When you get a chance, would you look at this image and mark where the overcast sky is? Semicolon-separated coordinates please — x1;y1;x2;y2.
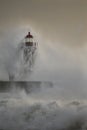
0;0;87;82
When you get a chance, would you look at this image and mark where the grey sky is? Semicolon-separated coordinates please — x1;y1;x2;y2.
0;0;87;46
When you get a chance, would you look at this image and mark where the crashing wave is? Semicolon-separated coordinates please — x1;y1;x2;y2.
8;32;37;81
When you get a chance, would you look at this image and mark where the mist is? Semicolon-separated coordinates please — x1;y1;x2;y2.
0;1;87;129
0;0;87;107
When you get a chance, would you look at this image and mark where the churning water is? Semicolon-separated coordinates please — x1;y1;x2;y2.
0;81;87;130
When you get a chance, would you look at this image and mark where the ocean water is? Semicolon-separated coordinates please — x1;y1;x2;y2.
0;82;87;130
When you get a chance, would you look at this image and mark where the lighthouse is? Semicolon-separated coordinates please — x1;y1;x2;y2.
22;31;37;65
25;32;34;46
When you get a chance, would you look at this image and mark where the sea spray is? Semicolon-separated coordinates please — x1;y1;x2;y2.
6;36;37;81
